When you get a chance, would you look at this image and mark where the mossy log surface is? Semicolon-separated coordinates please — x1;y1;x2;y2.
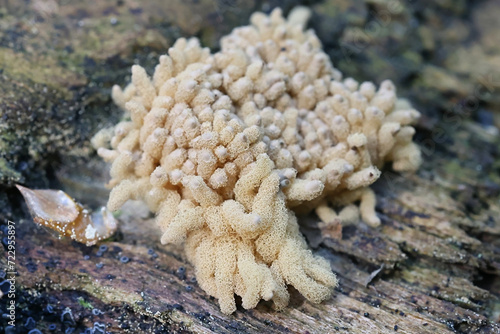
1;1;499;333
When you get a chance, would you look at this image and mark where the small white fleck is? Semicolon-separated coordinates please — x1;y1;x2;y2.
85;225;97;240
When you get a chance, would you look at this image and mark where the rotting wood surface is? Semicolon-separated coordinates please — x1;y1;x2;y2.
3;120;499;333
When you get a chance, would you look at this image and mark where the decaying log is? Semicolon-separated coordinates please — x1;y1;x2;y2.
1;1;499;333
2;119;499;333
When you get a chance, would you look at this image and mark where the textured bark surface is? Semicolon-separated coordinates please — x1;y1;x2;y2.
1;1;499;333
5;119;500;334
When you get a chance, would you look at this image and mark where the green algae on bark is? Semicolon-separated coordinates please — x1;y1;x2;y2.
0;0;259;221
